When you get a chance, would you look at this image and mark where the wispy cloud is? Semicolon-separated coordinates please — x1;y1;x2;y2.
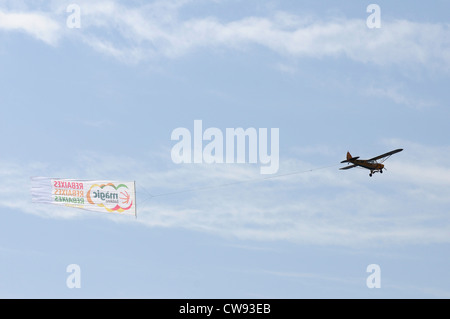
1;0;449;70
3;140;450;247
77;6;450;69
0;9;60;45
364;86;437;109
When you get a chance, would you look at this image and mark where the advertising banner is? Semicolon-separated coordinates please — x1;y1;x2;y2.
31;177;136;216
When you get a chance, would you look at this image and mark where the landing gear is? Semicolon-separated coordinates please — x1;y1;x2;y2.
370;169;384;177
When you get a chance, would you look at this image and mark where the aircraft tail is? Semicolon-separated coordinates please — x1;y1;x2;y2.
340;151;360;163
347;152;352;161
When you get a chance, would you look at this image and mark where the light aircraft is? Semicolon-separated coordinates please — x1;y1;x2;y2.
340;149;403;177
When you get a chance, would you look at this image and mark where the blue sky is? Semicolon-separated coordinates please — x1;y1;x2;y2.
1;0;450;298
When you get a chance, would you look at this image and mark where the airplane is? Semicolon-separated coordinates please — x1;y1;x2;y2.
340;148;403;177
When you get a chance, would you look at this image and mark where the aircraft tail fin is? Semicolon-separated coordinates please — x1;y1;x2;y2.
347;152;352;161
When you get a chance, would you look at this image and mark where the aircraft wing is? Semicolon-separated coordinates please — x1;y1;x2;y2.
367;148;403;162
340;164;357;170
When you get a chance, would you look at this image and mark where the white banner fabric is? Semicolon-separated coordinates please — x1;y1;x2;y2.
31;177;136;216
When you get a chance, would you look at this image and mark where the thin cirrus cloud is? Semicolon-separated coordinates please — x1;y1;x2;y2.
364;86;437;109
0;1;449;69
2;140;450;247
78;4;450;69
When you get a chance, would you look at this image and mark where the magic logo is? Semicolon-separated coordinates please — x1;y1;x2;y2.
86;183;133;213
